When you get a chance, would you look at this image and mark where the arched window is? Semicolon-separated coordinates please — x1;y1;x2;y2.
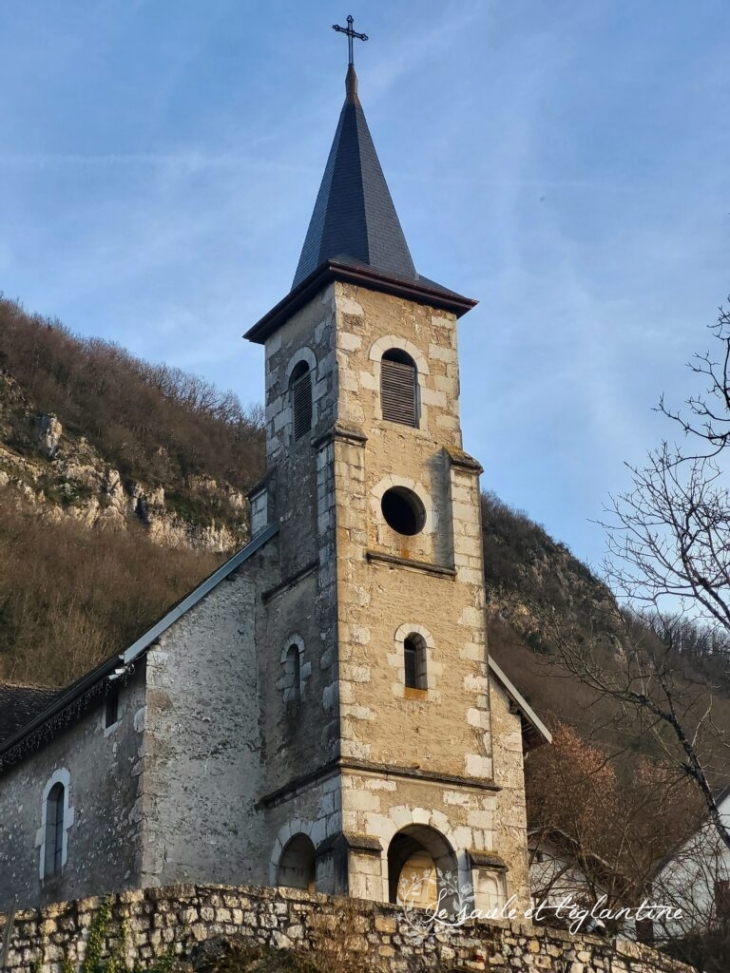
388;825;458;909
284;643;302;706
404;633;427;690
278;834;316;891
44;783;65;878
381;349;417;427
289;361;312;440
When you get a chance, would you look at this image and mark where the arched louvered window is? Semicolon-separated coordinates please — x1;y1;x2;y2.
404;633;427;690
289;361;312;441
381;349;417;427
45;783;65;878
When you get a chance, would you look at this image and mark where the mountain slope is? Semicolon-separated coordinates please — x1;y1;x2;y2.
0;298;265;552
0;493;221;685
482;491;730;782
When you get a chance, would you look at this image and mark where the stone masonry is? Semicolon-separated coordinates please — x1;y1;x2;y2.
0;884;695;973
243;275;540;909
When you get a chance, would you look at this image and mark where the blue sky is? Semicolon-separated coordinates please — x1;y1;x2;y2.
1;1;728;569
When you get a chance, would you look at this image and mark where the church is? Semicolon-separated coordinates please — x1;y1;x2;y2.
0;29;550;917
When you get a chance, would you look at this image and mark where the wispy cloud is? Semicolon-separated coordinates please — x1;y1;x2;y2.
0;152;310;173
0;0;728;567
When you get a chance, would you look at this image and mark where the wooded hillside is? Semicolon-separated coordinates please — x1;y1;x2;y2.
0;298;264;498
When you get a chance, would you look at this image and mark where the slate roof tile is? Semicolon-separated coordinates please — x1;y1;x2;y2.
0;683;60;746
293;66;417;288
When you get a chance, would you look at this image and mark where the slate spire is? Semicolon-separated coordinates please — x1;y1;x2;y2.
292;65;417;288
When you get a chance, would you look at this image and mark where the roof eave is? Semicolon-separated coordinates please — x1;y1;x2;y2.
652;782;730;877
244;259;477;345
488;657;552;748
0;654;123;763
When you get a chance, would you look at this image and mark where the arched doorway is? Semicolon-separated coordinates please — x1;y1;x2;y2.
277;834;316;892
388;826;459;912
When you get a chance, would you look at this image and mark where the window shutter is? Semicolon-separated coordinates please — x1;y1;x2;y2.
381;360;417;426
291;371;312;440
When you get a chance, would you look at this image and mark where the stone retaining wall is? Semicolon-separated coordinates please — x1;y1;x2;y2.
0;884;693;973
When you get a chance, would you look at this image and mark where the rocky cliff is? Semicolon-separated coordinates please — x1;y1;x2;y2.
0;371;251;553
0;293;266;555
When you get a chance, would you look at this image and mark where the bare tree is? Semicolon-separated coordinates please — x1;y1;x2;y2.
537;300;730;855
541;606;730;851
652;818;730;972
604;299;730;623
527;720;701;918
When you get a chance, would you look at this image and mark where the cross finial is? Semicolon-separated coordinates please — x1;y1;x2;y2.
332;14;368;66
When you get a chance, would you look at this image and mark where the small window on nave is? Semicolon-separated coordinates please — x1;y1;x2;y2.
289;361;312;441
105;682;120;729
381;349;417;427
44;783;65;879
284;643;302;707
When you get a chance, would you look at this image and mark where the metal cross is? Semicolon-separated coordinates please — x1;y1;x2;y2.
332;15;368;66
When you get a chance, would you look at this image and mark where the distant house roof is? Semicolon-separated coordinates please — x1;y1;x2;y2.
528;827;627;892
0;523;278;774
529;827;610;868
653;782;730;878
0;684;61;746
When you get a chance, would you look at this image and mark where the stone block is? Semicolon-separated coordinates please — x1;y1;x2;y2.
374;916;397;934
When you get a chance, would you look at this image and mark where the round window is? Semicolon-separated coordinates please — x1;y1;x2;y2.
381;487;426;536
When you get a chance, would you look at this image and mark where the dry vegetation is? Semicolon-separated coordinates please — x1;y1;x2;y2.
527;722;703;904
0;490;220;686
0;297;265;505
482;492;730;757
484;490;730;969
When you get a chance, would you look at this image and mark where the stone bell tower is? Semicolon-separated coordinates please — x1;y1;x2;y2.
242;37;548;912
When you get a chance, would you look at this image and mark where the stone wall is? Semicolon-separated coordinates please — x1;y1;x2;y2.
0;883;693;973
0;669;147;914
140;566;267;890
